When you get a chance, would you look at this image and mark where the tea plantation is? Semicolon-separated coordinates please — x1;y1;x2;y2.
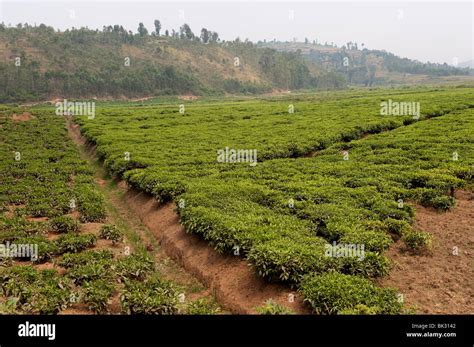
74;87;473;314
2;86;473;314
0;107;203;314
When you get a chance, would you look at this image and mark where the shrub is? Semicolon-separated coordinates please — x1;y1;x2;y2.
82;279;114;313
248;236;390;283
99;224;123;244
67;261;112;284
25;200;54;218
384;218;411;238
50;215;80;233
339;230;392;253
116;253;154;281
55;233;97;254
59;250;114;269
299;272;403;315
247;237;339;283
402;230;432;253
339;304;379;315
339;251;391;278
430;195;456;211
0;297;20;314
186;298;221;315
0;266;71;314
120;276;179;314
0;216;47;236
420;190;455;211
15;235;59;263
255;299;294;315
75;185;107;222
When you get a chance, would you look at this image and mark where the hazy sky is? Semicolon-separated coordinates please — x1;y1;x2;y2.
1;1;472;64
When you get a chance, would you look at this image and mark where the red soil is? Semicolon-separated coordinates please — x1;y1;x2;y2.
379;190;474;314
11;112;33;122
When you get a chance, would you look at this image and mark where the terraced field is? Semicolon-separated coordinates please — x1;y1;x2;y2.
71;87;474;314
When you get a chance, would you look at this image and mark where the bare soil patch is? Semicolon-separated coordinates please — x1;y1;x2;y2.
11;112;34;122
178;95;199;101
379;190;474;314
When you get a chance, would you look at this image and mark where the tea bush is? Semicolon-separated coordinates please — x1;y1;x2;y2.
116;253;155;281
50;215;80;233
0;266;72;314
55;233;97;254
255;299;295;315
299;272;403;314
186;298;221;315
402;230;432;253
120;276;179;315
99;224;123;244
82;279;115;313
59;250;114;269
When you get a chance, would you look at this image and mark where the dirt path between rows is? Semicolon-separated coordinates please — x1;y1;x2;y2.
379;191;474;314
67;120;310;314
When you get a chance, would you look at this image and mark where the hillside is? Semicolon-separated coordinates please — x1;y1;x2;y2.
0;23;471;102
258;41;473;86
0;24;347;102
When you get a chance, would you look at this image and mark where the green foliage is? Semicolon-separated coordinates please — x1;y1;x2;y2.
0;216;47;237
14;235;59;263
115;253;155;281
429;195;456;211
120;276;179;315
59;250;114;269
82;279;114;313
0;111;108;226
384;218;412;238
66;260;112;284
299;272;403;314
50;215;80;233
0;25;343;102
338;304;379;315
247;238;339;283
75;185;107;222
99;224;123;244
255;299;294;315
0;266;72;314
186;298;221;315
223;79;270;94
76;88;474;308
402;230;432;253
55;233;97;254
0;107;173;316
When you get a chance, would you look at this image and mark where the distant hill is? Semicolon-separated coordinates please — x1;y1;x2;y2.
0;23;471;102
258;41;472;86
0;24;347;102
458;60;474;69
